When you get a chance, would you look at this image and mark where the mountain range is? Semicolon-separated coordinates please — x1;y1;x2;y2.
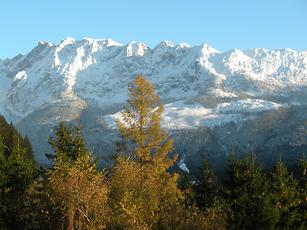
0;37;306;169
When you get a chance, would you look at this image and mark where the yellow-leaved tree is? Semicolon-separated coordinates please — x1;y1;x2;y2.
48;124;109;230
110;75;184;229
117;75;174;168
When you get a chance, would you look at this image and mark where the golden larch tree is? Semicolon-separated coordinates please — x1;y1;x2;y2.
110;76;184;229
117;75;175;169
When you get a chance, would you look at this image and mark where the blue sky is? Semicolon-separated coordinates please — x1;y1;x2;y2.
0;0;306;58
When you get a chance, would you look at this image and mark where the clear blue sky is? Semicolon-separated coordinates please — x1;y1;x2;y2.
1;0;306;58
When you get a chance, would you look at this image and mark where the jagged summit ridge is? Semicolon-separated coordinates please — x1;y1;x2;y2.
0;37;306;125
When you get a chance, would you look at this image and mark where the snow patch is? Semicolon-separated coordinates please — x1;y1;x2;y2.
14;70;27;81
126;42;148;57
215;99;282;114
207;89;238;98
103;99;282;130
178;158;190;173
178;43;191;49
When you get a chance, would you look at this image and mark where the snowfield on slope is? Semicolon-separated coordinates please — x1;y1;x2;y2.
103;99;283;130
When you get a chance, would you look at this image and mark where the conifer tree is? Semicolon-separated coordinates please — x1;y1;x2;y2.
110;156;186;230
22;135;34;161
0;136;7;229
117;75;174;168
18;169;63;230
227;153;278;230
296;154;307;229
48;122;86;163
47;122;75;162
0;134;35;229
298;153;307;187
0;116;33;160
271;160;301;229
194;159;222;209
49;153;109;230
111;76;184;229
48;124;109;230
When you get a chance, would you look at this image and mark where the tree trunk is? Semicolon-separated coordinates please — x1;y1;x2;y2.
67;207;75;230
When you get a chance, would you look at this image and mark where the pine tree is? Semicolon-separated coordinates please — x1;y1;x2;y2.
47;121;75;162
296;154;307;229
18;169;64;230
298;153;307;188
271;160;301;229
47;122;87;163
228;153;278;230
194;159;222;209
0;136;7;229
0;134;35;229
0;116;36;229
0;115;33;160
22;135;34;162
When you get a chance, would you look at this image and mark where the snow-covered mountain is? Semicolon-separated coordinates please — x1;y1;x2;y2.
0;37;306;165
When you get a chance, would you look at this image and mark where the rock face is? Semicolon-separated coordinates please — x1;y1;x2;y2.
0;38;306;167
